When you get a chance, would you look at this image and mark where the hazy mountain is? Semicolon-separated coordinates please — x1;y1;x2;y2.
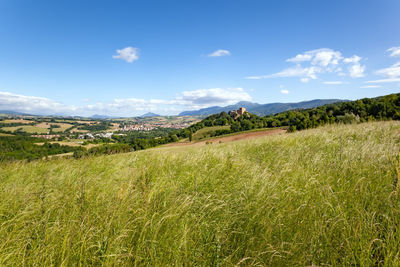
140;112;161;117
90;114;118;119
179;99;346;116
0;110;33;116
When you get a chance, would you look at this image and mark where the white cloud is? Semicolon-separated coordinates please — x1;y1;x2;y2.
112;46;139;63
287;48;342;67
348;64;365;78
387;47;400;57
360;85;382;88
0;92;76;115
246;65;320;80
176;88;251;107
375;62;400;78
323;81;346;85
0;88;252;116
280;89;289;94
365;78;400;84
365;59;400;84
343;55;362;63
208;49;231;57
249;48;364;82
286;53;313;63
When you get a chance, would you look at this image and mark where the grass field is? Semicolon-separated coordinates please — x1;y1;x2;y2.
36;122;74;132
192;125;230;140
50;123;75;132
1;125;49;134
2;119;33;124
34;141;102;150
0;121;400;265
2;122;74;134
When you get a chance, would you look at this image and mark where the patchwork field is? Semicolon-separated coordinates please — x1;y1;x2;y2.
1;122;74;134
2;119;33;124
1;121;399;265
1;125;50;134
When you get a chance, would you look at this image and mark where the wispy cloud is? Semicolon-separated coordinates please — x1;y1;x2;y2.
246;65;319;80
360;85;382;88
375;62;400;78
208;49;231;57
365;78;400;84
323;81;347;85
343;55;362;63
247;48;365;81
279;85;289;94
287;48;342;66
175;88;251;107
0;88;252;116
387;47;400;57
112;46;139;63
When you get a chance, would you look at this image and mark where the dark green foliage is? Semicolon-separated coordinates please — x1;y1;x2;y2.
184;93;400;137
264;93;400;130
112;128;175;141
0;136;85;161
79;121;111;132
2;93;400;160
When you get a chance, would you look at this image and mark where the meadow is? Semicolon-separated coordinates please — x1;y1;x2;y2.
192;125;230;140
0;121;399;265
1;125;50;134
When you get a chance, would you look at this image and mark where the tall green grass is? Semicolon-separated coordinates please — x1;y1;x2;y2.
1;121;400;266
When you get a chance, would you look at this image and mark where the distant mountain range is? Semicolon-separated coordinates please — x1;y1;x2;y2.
140;112;161;117
178;99;347;116
1;99;346;118
0;110;33;116
90;114;119;119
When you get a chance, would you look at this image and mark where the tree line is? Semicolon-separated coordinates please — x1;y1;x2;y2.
2;93;399;161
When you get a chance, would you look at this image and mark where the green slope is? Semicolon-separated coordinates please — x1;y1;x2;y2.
0;121;400;265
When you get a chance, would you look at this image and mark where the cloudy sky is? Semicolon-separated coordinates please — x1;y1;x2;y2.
0;0;399;116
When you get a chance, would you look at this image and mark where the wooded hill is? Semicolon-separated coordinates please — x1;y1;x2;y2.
178;93;400;137
1;93;399;161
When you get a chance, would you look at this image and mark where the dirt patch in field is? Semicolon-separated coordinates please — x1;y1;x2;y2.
165;128;286;147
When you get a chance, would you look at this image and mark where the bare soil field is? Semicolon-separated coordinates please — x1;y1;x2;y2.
166;128;286;147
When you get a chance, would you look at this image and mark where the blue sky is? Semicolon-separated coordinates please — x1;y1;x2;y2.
0;0;399;116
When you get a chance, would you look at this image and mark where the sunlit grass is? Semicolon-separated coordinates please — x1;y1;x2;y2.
0;121;399;265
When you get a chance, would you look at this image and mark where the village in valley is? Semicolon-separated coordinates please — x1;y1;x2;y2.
0;114;201;152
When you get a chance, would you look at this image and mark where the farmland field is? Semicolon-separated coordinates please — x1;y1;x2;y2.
2;119;33;124
1;121;399;265
1;125;49;134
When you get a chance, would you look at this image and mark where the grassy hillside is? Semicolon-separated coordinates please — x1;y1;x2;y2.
0;121;399;265
192;125;230;141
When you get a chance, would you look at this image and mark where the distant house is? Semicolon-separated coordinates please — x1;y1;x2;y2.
31;134;60;139
228;107;247;119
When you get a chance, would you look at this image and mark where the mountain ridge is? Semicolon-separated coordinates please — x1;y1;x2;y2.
140;112;161;117
179;99;347;116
